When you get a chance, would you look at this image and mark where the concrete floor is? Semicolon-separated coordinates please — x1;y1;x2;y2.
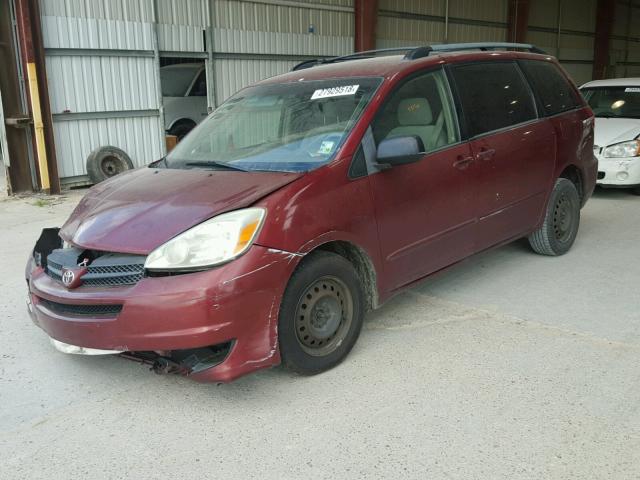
1;188;639;479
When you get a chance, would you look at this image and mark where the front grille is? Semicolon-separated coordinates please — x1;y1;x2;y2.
38;298;123;317
46;248;146;288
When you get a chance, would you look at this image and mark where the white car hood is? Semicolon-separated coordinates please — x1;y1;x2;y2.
594;117;640;148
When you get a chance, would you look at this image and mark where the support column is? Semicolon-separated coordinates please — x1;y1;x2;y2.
14;0;59;193
592;0;616;79
506;0;530;44
354;0;378;52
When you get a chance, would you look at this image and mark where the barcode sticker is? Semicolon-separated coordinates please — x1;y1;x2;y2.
625;87;640;92
311;85;359;100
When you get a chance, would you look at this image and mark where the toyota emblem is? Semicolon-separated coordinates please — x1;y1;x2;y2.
62;269;75;286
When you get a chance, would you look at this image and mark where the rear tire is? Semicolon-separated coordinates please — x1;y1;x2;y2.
528;178;580;256
278;251;364;375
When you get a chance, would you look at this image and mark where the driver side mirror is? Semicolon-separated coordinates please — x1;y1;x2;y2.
376;136;425;167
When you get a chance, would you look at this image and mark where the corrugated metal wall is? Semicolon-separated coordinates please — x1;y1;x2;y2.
527;0;597;86
40;0;354;183
40;0;164;184
377;0;508;49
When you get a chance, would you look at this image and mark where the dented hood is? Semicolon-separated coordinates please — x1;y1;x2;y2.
60;167;301;254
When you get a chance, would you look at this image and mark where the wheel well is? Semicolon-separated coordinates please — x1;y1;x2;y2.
560;165;583;202
315;241;378;311
169;118;196;131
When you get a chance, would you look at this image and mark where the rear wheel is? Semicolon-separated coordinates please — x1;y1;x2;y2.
528;178;580;256
278;251;364;375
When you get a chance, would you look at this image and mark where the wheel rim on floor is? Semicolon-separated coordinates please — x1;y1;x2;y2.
553;193;574;243
100;155;125;178
295;276;353;357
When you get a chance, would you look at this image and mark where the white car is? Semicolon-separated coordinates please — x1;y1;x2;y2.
160;63;209;140
581;78;640;195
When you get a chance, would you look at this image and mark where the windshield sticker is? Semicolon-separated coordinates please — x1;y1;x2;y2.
625;87;640;92
311;85;359;100
318;140;335;155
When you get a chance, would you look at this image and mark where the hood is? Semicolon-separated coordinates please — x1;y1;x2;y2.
60;167;301;254
594;117;640;148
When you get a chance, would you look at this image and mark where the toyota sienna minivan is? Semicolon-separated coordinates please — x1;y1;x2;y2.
26;43;597;383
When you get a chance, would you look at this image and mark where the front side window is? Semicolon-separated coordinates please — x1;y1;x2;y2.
581;87;640;119
372;68;460;152
164;78;382;173
450;62;537;137
519;60;580;116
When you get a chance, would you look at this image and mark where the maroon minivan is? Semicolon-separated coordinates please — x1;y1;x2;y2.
26;43;597;382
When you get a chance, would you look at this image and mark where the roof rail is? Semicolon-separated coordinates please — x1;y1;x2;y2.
291;42;547;71
292;46;419;71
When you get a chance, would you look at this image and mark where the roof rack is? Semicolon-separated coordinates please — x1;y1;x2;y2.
291;42;547;71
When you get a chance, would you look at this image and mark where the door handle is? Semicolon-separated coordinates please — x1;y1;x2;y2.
453;155;474;170
476;148;496;161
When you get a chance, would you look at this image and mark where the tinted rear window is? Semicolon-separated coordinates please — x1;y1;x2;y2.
519;60;580;116
450;62;537;137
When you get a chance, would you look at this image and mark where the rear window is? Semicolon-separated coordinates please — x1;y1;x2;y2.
450;62;537;137
519;60;580;116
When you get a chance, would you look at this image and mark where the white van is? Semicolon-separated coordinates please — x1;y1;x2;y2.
160;63;209;140
580;78;640;194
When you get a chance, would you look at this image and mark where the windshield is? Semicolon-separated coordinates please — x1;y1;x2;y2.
581;86;640;119
161;66;201;97
163;78;382;173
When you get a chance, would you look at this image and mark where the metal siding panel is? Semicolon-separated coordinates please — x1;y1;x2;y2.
376;16;444;44
379;0;444;16
214;0;354;36
39;0;153;22
528;0;559;29
46;56;159;114
560;0;596;33
448;0;508;22
213;28;351;56
53;115;164;178
447;23;507;43
41;15;154;50
213;58;295;104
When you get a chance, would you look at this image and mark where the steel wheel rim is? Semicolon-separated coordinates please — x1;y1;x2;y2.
294;276;353;357
101;155;123;177
553;193;573;243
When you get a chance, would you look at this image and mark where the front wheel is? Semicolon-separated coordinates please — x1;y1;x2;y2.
278;251;364;375
528;178;581;256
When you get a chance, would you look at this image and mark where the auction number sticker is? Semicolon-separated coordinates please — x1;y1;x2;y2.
311;85;359;100
625;87;640;92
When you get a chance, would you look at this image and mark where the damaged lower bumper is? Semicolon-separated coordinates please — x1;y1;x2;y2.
26;244;300;383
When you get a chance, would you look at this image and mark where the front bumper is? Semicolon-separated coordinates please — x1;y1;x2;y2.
595;155;640;187
26;245;300;383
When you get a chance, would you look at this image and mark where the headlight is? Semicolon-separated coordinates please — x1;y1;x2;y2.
603;140;640;158
144;208;265;271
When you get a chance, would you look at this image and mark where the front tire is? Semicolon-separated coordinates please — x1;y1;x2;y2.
278;251;364;375
528;178;580;256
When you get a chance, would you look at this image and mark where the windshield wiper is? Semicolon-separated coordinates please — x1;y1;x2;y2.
184;161;249;172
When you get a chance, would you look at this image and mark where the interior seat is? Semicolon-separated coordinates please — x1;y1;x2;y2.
386;97;445;151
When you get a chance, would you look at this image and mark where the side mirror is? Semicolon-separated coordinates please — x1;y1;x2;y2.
376;136;424;167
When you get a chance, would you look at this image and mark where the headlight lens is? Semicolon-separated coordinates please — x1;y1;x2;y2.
603;140;640;158
144;208;265;271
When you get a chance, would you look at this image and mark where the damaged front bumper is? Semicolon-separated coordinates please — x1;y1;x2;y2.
26;243;300;383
